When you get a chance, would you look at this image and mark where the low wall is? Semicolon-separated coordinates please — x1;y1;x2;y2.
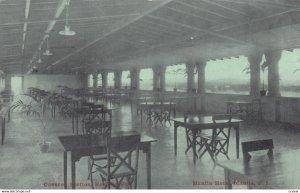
137;90;300;124
24;74;83;92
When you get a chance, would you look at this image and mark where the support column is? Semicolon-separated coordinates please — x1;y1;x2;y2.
4;74;11;91
160;66;166;92
265;50;282;97
130;68;140;90
196;61;206;94
248;50;263;96
21;76;25;92
186;63;195;93
152;66;160;91
101;71;108;90
78;73;88;89
92;73;98;88
136;69;140;90
114;70;122;89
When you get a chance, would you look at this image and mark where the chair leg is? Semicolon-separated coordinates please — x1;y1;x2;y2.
90;170;94;189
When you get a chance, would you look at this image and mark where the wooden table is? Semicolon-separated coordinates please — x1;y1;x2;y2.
1;116;5;145
173;116;243;164
139;102;176;125
0;104;11;145
216;150;300;189
59;131;157;189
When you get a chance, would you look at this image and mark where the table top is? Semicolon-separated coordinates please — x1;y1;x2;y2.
140;102;176;105
172;116;243;125
216;150;300;188
226;101;252;105
59;131;157;151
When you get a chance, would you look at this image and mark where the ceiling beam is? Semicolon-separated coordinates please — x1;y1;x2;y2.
173;0;233;21
28;0;67;71
0;54;21;58
164;6;222;24
200;0;248;16
147;15;245;44
21;0;31;53
213;8;299;32
142;18;193;34
46;0;175;70
0;13;140;28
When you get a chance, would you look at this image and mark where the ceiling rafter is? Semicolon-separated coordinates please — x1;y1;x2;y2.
163;6;222;24
46;0;176;70
141;18;194;34
0;44;21;48
0;14;140;29
173;0;233;21
200;0;248;16
216;0;297;10
21;0;31;54
120;29;164;42
213;8;299;32
131;21;185;37
146;15;245;44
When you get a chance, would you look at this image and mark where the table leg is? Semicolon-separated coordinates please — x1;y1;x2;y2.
71;114;74;133
71;154;76;189
174;123;178;156
141;108;143;126
145;144;152;189
192;129;197;164
1;117;5;145
246;104;249;121
7;109;10;122
235;126;240;159
173;106;176;118
76;114;78;135
226;103;230;114
64;151;67;189
224;169;232;189
53;105;56;119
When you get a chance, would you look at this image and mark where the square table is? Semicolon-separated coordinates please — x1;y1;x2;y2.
173;116;243;164
59;131;157;189
216;150;300;189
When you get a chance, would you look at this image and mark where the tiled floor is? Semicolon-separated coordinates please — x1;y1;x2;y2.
0;102;299;189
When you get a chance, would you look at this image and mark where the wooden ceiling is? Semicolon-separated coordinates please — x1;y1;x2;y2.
1;0;300;74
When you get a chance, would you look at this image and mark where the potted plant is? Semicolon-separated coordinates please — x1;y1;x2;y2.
11;92;51;153
243;61;268;96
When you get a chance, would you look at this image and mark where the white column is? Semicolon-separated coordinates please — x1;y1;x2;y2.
265;50;282;97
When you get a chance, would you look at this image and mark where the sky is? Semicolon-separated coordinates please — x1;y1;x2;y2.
99;49;300;88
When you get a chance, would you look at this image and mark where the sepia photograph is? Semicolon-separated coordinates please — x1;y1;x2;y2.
0;0;300;191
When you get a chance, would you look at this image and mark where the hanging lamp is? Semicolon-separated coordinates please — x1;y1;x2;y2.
59;0;76;36
43;34;53;56
37;48;42;64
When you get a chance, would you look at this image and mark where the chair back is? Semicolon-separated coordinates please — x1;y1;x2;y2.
82;102;94;109
105;134;140;189
211;114;232;141
242;139;274;162
84;120;112;136
91;104;105;110
212;114;232;123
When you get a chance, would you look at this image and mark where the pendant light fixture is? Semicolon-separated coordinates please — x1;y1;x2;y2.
43;34;53;56
59;0;76;36
37;48;42;64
